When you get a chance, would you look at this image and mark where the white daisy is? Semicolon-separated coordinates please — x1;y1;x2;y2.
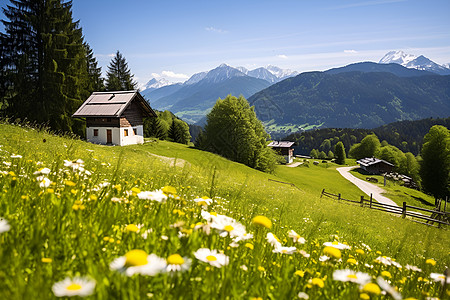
209;214;247;239
38;177;52;188
137;190;167;202
266;232;282;248
333;269;372;285
110;250;166;276
273;245;297;254
194;248;229;268
323;241;351;250
405;264;422;272
194;197;213;206
166;254;192;272
288;230;306;244
375;256;402;268
0;218;11;233
430;273;450;284
33;167;51;175
10;154;22;159
298;292;309;299
319;255;331;262
376;277;402;300
52;276;96;297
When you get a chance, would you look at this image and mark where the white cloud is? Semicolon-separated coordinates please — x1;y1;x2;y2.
277;54;288;59
151;72;161;78
344;50;358;54
205;26;228;34
161;71;189;79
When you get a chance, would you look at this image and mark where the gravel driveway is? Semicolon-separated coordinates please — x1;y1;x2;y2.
336;166;398;207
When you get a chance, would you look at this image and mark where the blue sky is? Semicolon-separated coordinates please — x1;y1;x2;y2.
1;0;450;87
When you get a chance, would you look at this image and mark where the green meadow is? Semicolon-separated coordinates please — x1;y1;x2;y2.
0;122;448;299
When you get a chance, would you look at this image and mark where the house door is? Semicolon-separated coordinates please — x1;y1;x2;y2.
106;129;112;144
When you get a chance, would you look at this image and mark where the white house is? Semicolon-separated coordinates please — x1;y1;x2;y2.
72;90;156;146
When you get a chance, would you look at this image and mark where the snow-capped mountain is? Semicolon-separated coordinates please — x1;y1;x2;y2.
266;65;299;80
379;51;450;75
184;71;207;85
236;65;298;83
141;77;172;91
201;64;246;84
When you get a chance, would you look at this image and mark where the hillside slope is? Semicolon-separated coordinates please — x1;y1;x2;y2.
249;71;450;129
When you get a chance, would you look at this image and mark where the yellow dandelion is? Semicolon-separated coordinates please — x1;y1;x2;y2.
347;258;357;265
425;258;436;266
311;278;324;288
359;293;370;300
131;187;141;195
362;283;381;295
41;257;52;263
323;246;341;259
294;270;305;277
381;271;391;278
257;266;265;272
245;243;254;250
89;195;98;201
252;215;272;229
356;249;365;255
65;180;76;187
125;224;139;233
162;186;177;195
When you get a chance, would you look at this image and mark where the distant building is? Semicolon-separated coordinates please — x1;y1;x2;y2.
356;157;394;174
268;141;295;163
72;90;156;146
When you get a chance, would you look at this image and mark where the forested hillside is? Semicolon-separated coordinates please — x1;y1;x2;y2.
249;70;450;129
284;117;450;155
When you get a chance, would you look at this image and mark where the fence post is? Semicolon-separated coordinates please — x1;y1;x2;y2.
370;194;373;208
402;202;407;218
360;196;364;207
320;189;325;198
338;193;341;200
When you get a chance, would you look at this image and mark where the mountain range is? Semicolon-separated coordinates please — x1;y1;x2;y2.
379;50;450;75
248;62;450;132
141;64;297;123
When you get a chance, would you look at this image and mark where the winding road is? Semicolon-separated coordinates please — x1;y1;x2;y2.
336;166;398;207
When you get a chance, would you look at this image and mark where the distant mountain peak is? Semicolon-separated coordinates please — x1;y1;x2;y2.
379;50;450;75
142;77;172;91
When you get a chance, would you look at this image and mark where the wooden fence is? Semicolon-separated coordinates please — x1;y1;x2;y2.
320;189;450;228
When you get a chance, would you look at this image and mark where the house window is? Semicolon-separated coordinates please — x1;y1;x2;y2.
124;129;128;137
133;128;137;135
93;129;98;137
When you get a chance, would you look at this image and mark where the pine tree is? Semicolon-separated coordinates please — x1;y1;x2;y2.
1;0;90;133
105;51;137;91
144;116;167;140
84;42;104;92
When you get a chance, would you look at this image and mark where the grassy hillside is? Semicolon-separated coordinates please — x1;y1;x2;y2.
0;122;448;299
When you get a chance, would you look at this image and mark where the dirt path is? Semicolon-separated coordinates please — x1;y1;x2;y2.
336;166;398;207
286;162;302;167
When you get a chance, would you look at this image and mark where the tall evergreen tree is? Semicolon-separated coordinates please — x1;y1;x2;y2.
105;51;137;91
419;125;450;202
84;42;104;92
1;0;90;133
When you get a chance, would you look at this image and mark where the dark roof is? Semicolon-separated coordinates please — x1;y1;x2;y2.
72;90;156;118
268;141;295;148
356;157;395;167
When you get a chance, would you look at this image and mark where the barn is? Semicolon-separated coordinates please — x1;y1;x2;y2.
268;141;295;163
356;157;395;174
72;90;156;146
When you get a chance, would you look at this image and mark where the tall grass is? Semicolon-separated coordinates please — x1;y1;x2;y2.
0;122;448;299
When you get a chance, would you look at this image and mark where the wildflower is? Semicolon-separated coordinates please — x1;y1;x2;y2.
347;258;357;265
10;154;22;159
288;230;306;244
298;292;309;299
361;283;381;295
110;250;166;276
323;246;341;259
376;277;402;300
381;270;392;279
194;248;229;268
131;187;141;195
323;241;351;250
137;190;167;202
166;254;191;272
356;249;365;255
252;216;272;229
425;258;436;266
299;250;310;258
266;232;282;248
38;177;52;188
34;167;51;175
310;278;324;288
209;214;247;239
375;256;402;268
245;243;254;250
162;186;177;195
194;197;212;206
257;266;265;272
319;255;330;262
52;277;96;297
333;269;371;285
65;180;76;187
295;270;305;277
125;224;140;233
430;273;450;284
273;245;297;254
0;218;11;233
405;264;422;272
359;293;370;300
